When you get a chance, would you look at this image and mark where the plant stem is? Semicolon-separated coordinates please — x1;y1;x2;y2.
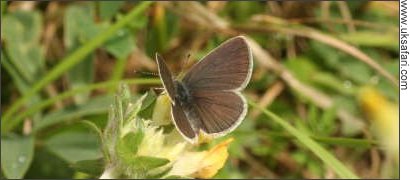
1;1;7;17
109;58;127;92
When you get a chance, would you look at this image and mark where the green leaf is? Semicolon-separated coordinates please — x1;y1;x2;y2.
1;135;35;179
98;1;124;21
116;131;144;159
2;2;153;132
318;106;337;136
1;1;6;16
284;57;318;84
122;90;147;126
81;120;110;162
64;4;97;104
2;10;44;83
1;51;43;124
146;165;172;179
104;28;136;59
119;83;132;112
311;72;356;95
312;136;376;148
11;11;42;43
10;79;159;135
164;175;189;179
46;131;102;163
261;131;376;148
1;52;33;96
24;148;74;178
70;158;104;176
338;31;397;51
140;89;157;111
129;156;170;171
66;56;95;104
224;1;266;23
81;121;104;142
104;106;119;159
137;89;157;119
33;95;113;132
126;13;148;30
64;4;94;48
310;41;373;85
2;10;42;43
68;59;95;103
339;61;372;84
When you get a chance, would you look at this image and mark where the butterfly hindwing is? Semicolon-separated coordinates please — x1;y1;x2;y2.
171;100;196;140
190;90;247;136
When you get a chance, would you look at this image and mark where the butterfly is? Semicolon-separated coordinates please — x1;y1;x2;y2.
155;36;253;143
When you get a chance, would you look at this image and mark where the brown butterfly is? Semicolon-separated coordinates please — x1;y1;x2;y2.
155;36;253;143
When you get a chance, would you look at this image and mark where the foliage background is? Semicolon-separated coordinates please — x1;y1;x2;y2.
1;1;399;179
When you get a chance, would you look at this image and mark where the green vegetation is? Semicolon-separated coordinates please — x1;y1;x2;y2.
1;1;398;179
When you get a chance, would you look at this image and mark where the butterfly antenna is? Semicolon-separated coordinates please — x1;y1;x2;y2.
182;53;191;71
153;87;164;91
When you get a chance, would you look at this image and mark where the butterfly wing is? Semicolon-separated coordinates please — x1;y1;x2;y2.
182;36;252;136
190;90;247;136
182;36;252;91
171;101;196;140
157;36;253;141
156;53;176;102
156;53;197;141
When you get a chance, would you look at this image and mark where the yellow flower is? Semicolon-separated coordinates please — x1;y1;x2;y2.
193;138;233;178
358;86;398;160
168;138;233;178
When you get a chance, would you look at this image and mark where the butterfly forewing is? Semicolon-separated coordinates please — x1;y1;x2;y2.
182;36;252;91
156;53;176;102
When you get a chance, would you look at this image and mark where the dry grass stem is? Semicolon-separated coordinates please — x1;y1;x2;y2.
244;15;397;87
247;37;365;131
288;17;398;32
337;1;356;33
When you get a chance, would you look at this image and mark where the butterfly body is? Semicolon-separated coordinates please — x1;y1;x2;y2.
174;80;203;133
174;80;191;105
156;36;253;143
